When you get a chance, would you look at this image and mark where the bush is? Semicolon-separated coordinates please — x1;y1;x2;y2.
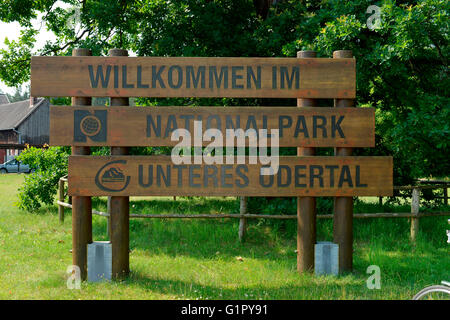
16;146;69;211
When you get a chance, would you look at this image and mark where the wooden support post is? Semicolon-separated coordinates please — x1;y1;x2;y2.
58;178;65;223
238;196;248;242
109;48;130;279
378;197;383;207
333;50;354;273
71;48;93;281
107;197;111;239
296;50;317;273
410;188;420;242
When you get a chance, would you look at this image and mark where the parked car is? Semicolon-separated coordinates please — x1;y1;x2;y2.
0;159;32;174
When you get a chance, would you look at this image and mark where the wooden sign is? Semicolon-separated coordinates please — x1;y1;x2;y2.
31;56;355;99
68;156;393;197
50;106;375;147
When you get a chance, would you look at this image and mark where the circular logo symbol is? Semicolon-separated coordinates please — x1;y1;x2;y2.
80;115;101;137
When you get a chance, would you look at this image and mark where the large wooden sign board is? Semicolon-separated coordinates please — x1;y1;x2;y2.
50;106;375;147
30;55;393;198
68;156;393;197
31;57;355;99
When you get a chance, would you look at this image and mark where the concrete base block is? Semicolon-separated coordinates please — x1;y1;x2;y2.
315;241;339;276
88;241;112;282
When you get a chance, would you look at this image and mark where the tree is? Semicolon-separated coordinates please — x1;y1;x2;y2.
6;84;30;102
308;0;449;183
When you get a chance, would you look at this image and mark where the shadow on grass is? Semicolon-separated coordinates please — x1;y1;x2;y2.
92;196;240;215
18;204;59;216
355;246;449;289
119;270;364;300
89;196;294;260
126;217;296;261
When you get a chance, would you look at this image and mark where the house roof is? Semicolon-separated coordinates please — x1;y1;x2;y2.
0;94;9;105
0;98;46;130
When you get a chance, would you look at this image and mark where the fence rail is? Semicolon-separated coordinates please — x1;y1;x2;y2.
57;176;449;242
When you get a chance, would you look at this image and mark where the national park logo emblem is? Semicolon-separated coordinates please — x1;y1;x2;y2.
95;160;130;192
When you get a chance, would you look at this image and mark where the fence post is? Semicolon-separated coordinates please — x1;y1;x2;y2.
238;196;248;242
109;48;130;279
333;50;354;273
296;50;317;273
58;178;65;223
71;48;93;281
410;188;420;242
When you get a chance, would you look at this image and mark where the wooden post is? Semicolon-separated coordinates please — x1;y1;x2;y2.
296;50;317;273
410;188;420;242
238;196;248;242
58;178;65;223
109;48;130;279
107;197;111;239
71;48;93;281
333;50;354;273
378;197;383;207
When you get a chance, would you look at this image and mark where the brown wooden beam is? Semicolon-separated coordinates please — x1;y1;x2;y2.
67;155;393;197
49;105;376;148
31;56;356;99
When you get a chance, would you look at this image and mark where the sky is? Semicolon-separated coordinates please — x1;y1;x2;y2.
0;1;135;96
0;19;57;95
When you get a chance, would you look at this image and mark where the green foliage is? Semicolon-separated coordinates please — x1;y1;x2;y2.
0;28;36;86
247;196;335;236
16;146;69;211
312;0;450;183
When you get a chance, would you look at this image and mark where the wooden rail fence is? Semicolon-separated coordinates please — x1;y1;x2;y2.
378;180;449;206
57;176;449;242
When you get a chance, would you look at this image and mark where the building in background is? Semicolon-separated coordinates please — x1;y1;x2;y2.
0;95;49;163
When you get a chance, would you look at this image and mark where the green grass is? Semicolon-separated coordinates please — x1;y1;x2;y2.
0;174;449;299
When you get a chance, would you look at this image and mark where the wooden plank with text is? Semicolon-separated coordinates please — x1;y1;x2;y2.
31;57;355;99
68;156;393;197
50;106;375;147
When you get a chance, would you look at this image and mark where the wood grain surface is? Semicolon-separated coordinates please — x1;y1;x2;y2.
31;56;355;98
68;156;393;197
50;106;374;147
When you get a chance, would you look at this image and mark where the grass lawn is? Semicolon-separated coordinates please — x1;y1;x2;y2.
0;173;448;299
